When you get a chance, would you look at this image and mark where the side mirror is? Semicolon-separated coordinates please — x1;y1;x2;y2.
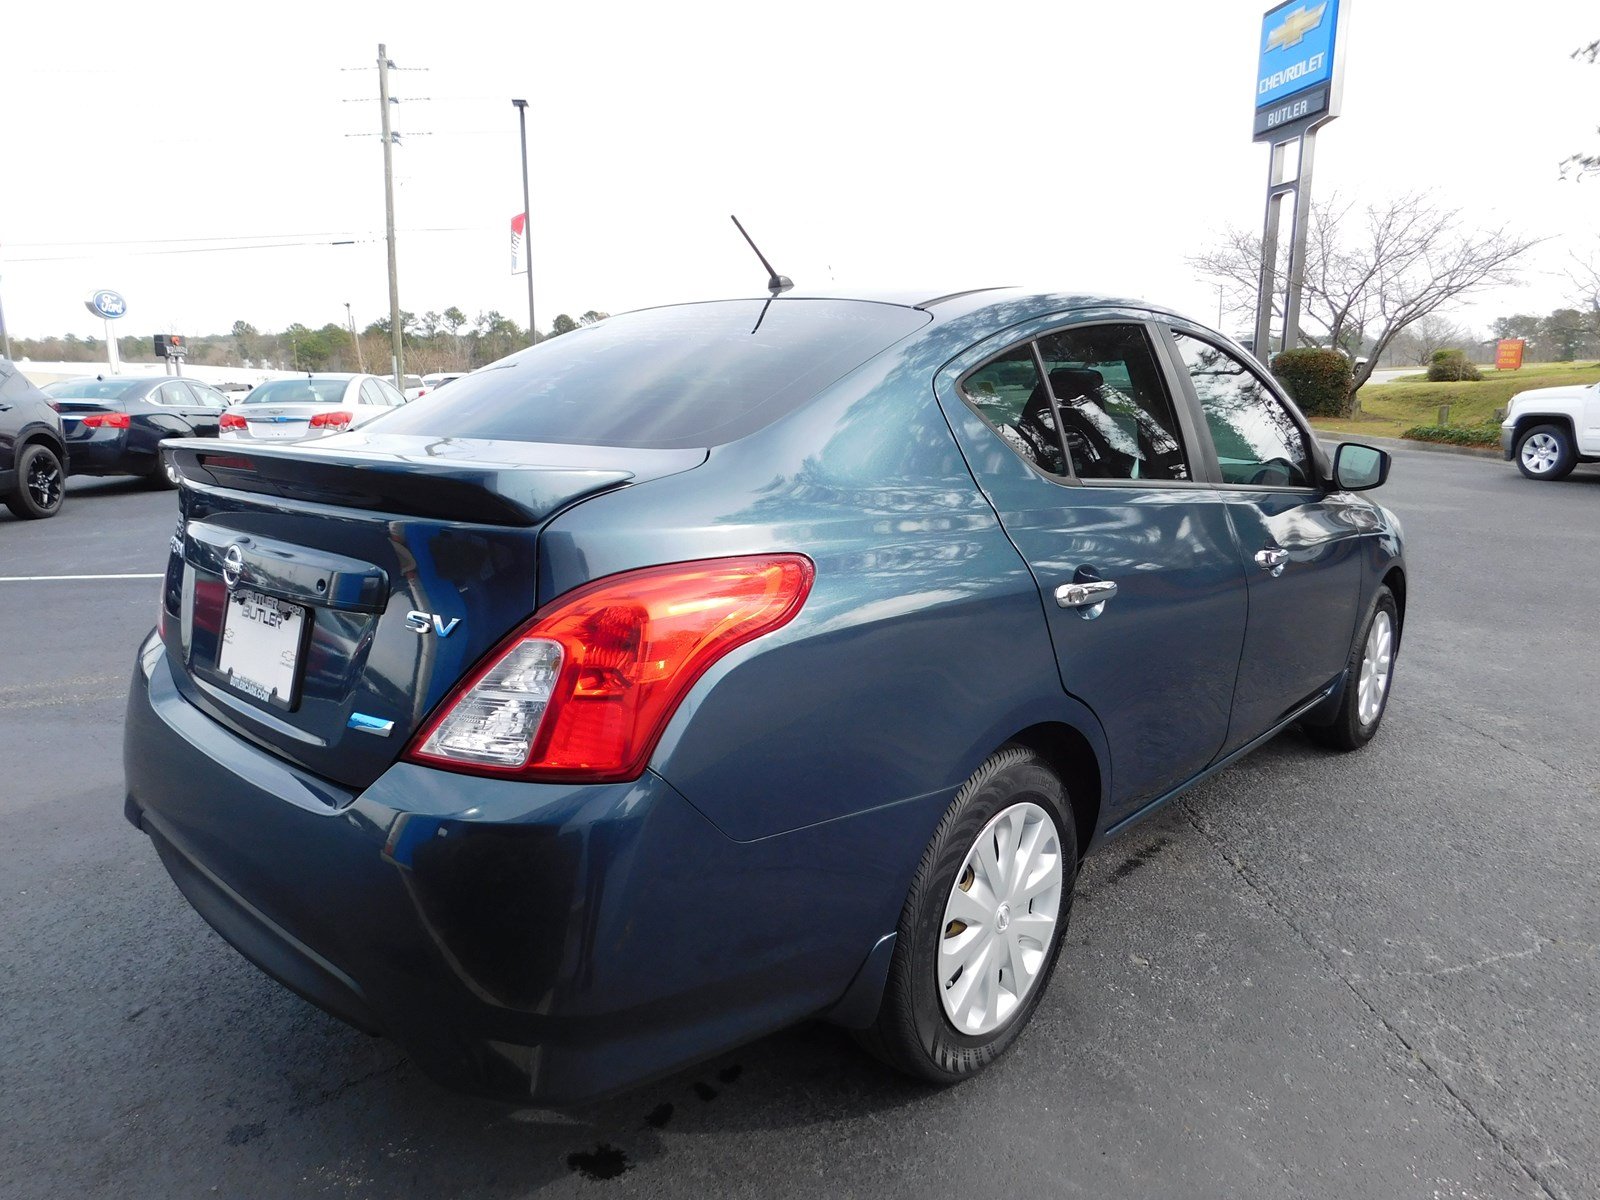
1334;442;1390;491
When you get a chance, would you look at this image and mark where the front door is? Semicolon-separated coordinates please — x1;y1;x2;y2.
1164;328;1366;753
938;319;1248;816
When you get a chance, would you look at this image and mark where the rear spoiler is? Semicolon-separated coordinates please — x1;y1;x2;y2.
165;439;637;526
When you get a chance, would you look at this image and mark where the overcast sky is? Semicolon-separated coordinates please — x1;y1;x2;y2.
2;0;1595;342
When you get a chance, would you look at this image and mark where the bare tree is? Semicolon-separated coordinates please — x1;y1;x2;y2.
1407;313;1473;364
1562;39;1600;179
1190;192;1541;394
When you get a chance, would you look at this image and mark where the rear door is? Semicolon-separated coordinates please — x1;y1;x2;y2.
156;380;224;437
936;316;1248;817
1161;326;1366;753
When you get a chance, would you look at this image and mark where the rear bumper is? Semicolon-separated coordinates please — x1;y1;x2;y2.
124;634;921;1104
65;428;137;475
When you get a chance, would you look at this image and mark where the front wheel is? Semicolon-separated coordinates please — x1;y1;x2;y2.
5;442;66;519
858;746;1077;1084
1515;424;1576;480
1306;586;1399;751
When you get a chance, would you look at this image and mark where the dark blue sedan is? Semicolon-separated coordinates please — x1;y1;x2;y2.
45;375;232;487
123;289;1405;1103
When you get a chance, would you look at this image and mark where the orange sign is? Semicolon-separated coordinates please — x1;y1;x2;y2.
1495;339;1525;371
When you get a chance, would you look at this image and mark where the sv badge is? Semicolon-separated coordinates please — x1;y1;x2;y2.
405;610;461;638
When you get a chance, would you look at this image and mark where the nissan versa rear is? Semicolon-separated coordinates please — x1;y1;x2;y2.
124;290;1406;1103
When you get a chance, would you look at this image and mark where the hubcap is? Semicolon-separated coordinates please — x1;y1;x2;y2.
1357;610;1393;726
1521;432;1560;474
938;801;1063;1037
26;455;62;510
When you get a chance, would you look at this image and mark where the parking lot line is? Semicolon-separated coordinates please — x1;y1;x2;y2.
0;573;164;582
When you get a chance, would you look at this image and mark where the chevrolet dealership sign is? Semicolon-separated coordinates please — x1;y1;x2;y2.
1253;0;1346;140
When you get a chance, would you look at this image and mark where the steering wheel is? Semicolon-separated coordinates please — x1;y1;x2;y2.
1246;458;1296;486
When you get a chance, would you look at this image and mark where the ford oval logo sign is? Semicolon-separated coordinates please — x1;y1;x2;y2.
86;290;127;320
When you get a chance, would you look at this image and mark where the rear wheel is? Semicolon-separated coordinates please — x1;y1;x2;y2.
146;443;179;489
6;442;66;519
1515;424;1575;480
858;746;1077;1084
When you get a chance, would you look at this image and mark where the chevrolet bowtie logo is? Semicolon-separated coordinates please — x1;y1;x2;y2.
1266;3;1327;51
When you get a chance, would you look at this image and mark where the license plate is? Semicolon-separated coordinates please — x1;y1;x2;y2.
218;589;306;705
249;421;307;440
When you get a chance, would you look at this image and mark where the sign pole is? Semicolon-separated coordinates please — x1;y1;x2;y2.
1282;128;1318;352
105;316;121;375
1251;0;1348;361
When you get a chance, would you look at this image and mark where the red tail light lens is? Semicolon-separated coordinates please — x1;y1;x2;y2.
406;555;814;782
309;410;352;431
218;412;247;430
81;412;131;429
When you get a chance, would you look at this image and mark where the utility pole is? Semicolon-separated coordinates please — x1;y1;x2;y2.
345;301;365;373
378;44;403;388
512;99;536;343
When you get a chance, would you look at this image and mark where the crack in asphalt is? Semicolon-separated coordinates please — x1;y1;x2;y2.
1176;795;1567;1200
283;1060;410;1118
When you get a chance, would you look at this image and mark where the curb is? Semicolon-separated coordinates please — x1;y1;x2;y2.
1314;432;1500;461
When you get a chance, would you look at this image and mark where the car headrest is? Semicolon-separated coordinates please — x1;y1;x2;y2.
1047;367;1104;403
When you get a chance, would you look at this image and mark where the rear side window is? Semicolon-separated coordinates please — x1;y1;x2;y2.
1035;324;1190;482
370;300;930;449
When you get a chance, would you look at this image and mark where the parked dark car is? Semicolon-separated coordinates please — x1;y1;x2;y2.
0;359;69;519
124;289;1406;1104
44;375;232;487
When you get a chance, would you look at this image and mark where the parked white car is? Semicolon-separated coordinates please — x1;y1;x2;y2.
1500;381;1600;480
218;374;406;442
401;374;428;402
422;371;468;391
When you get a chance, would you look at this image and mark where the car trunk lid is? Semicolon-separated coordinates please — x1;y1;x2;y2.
158;433;706;791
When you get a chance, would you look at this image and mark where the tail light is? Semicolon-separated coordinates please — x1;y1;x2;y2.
406;554;814;783
81;412;131;429
309;411;353;431
219;412;247;430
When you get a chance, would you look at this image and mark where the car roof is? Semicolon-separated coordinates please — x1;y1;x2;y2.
620;287;1182;324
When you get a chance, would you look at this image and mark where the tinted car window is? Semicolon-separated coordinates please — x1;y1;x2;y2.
1035;325;1190;482
1172;333;1312;488
244;379;352;405
371;300;930;449
960;345;1063;475
156;382;195;406
43;379;140;401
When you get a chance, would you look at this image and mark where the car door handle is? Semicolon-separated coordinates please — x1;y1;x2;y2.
1254;547;1288;577
1054;579;1118;618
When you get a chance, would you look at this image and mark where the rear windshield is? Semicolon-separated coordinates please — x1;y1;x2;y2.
243;379;350;405
369;299;930;448
43;379;139;400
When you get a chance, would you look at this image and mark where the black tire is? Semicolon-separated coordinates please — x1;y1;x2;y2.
5;442;67;519
145;444;179;490
1514;423;1576;481
1305;586;1399;752
858;745;1078;1085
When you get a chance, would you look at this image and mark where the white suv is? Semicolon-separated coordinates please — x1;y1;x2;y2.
1501;381;1600;480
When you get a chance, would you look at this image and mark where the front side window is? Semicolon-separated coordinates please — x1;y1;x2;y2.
1172;333;1312;488
1035;324;1190;482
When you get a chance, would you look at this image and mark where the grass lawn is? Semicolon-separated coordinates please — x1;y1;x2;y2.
1310;361;1600;442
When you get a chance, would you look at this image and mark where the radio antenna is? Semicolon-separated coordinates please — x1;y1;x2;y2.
730;215;793;294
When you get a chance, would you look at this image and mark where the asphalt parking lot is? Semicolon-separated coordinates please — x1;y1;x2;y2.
3;451;1597;1200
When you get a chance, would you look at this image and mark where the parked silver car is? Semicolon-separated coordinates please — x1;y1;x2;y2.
218;374;406;442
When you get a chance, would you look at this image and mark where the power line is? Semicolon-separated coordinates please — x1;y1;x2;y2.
5;228;472;263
